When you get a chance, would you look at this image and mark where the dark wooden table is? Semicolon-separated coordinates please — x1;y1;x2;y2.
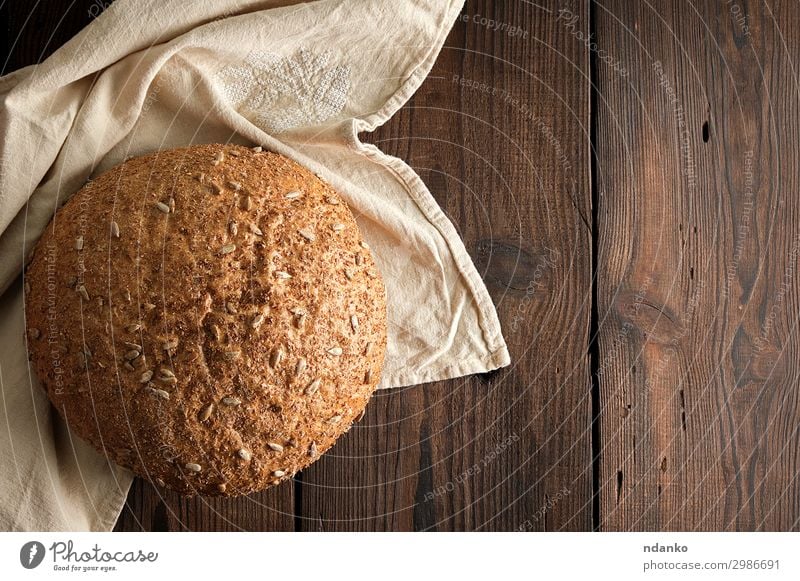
6;0;800;531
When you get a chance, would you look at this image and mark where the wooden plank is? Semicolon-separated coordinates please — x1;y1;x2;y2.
114;482;294;531
298;0;593;531
595;0;800;530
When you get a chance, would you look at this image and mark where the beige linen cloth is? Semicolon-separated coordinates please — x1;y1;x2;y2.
0;0;509;531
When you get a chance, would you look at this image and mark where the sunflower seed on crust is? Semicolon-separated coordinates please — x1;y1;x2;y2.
76;285;90;301
271;469;286;478
252;146;263;152
329;415;343;424
237;448;251;461
156;201;170;214
184;462;202;473
250;313;265;328
327;346;343;356
125;323;141;333
267;442;284;452
111;221;120;238
269;346;284;368
309;442;318;457
284;191;302;200
274;271;291;280
75;236;84;250
198;403;214;422
249;223;263;236
213;151;224;165
162;338;179;350
209;324;222;341
123;349;141;361
331;223;345;232
146;386;170;400
304;379;321;395
139;370;154;383
350;314;359;332
298;228;316;242
294;358;307;377
221;396;241;406
220;243;236;255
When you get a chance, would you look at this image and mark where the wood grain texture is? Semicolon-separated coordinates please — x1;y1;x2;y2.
114;484;294;532
299;0;593;531
5;0;594;531
594;0;800;530
13;0;800;533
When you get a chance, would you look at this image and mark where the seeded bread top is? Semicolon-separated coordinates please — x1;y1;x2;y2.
24;143;387;496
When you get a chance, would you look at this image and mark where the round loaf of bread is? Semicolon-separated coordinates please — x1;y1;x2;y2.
24;143;387;496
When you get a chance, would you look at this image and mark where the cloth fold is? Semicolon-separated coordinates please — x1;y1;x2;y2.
0;0;509;531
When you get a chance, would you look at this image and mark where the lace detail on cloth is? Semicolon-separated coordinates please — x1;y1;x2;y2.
218;48;351;134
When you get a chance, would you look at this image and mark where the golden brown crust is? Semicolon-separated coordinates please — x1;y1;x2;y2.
24;144;387;496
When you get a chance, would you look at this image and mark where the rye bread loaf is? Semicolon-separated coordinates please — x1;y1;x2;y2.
24;143;387;496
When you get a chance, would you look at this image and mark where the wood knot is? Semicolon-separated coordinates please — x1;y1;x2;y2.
614;291;683;344
733;326;786;383
472;239;559;295
749;350;786;382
